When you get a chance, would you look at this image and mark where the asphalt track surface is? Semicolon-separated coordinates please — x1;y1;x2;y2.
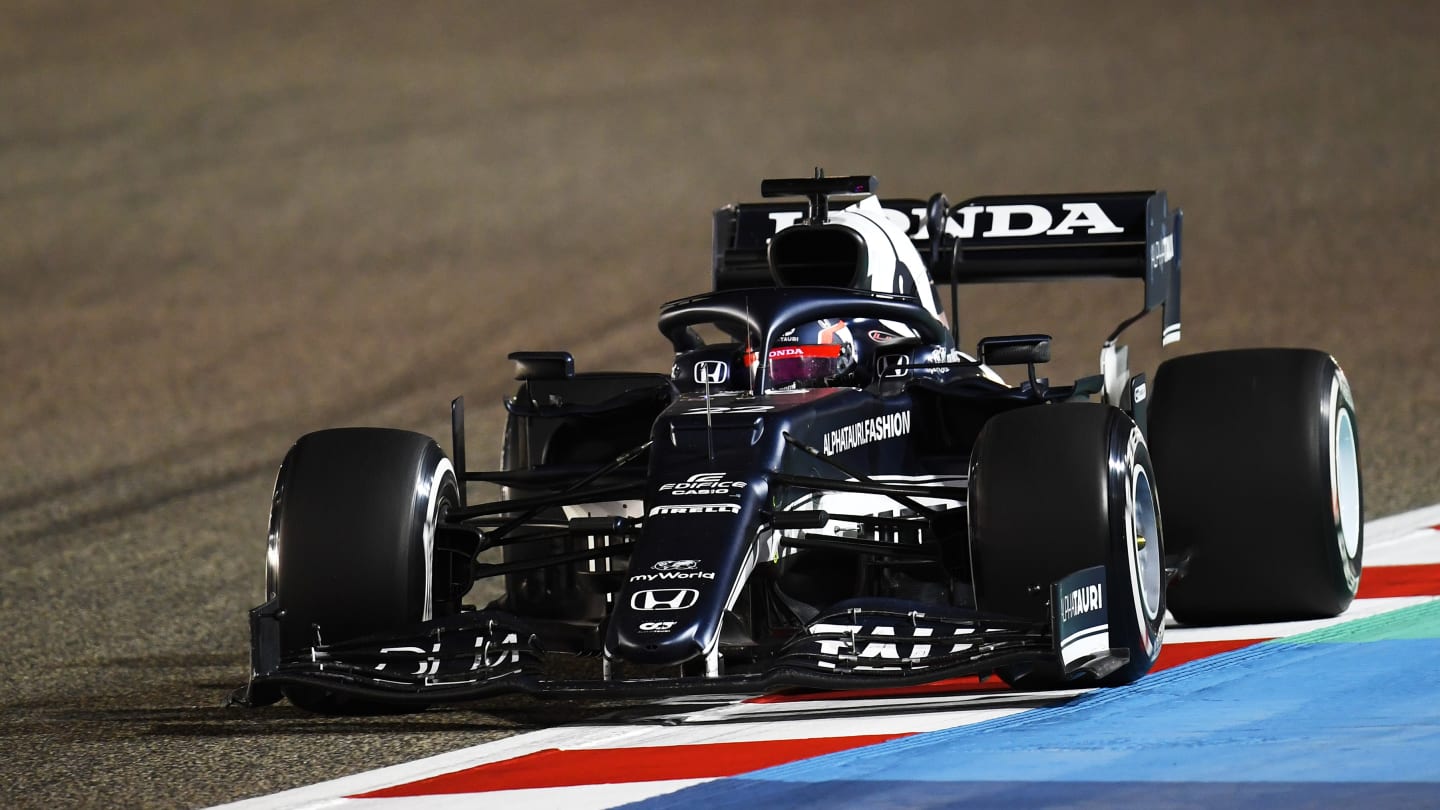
1;2;1437;807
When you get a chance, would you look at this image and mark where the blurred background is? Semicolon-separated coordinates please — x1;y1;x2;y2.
2;2;1437;806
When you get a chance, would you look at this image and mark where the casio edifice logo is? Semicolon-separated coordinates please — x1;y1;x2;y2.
659;472;747;497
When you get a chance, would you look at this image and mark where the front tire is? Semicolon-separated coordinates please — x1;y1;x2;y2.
1149;349;1363;624
969;403;1165;688
267;428;458;713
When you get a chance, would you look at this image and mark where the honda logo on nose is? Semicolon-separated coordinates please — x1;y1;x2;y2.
693;360;729;385
631;588;700;611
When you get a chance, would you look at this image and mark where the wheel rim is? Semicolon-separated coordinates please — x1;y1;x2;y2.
1334;407;1361;561
1132;466;1163;621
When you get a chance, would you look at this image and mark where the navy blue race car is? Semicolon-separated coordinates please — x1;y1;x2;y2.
236;172;1363;713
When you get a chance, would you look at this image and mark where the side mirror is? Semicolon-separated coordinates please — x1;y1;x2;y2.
977;334;1052;367
509;351;575;381
978;334;1052;392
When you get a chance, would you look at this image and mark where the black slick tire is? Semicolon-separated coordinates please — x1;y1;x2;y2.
969;403;1166;688
1149;349;1363;624
266;427;458;714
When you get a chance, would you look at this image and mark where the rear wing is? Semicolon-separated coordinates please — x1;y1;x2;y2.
712;190;1182;345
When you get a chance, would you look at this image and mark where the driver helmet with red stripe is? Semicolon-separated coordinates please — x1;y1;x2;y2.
745;319;856;388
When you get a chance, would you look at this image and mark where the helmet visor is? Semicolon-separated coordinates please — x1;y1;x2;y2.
764;344;844;386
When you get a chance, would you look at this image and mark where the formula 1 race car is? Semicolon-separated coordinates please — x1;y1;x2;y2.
235;172;1364;713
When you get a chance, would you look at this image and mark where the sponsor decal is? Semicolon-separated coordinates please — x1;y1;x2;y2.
876;355;910;379
770;200;1124;241
470;634;522;671
652;559;699;571
1060;582;1104;622
648;502;742;516
1055;565;1110;667
630;569;716;582
868;329;904;344
693;360;729;385
675;389;806;416
630;588;700;611
679;403;774;414
638;621;677;632
374;633;521;676
822;410;911;455
807;622;975;671
1149;233;1175;270
659;472;747;497
951;202;1124;239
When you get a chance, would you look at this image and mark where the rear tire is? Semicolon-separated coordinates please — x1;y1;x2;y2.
1149;349;1363;624
267;428;458;714
969;403;1165;688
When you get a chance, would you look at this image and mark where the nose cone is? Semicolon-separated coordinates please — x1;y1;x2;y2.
605;576;717;666
609;405;783;668
607;617;710;666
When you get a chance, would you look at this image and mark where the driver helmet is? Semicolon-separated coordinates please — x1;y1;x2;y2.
746;319;857;388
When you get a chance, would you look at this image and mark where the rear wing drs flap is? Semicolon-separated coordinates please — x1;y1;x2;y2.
712;190;1183;345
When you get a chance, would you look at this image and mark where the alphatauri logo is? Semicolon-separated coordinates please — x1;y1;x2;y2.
823;410;911;455
1060;582;1104;622
807;622;975;670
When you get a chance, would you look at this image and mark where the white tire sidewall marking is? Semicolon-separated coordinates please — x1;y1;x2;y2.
1124;425;1162;657
422;456;456;623
1329;368;1362;579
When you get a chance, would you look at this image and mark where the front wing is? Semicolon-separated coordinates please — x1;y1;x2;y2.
234;568;1124;706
